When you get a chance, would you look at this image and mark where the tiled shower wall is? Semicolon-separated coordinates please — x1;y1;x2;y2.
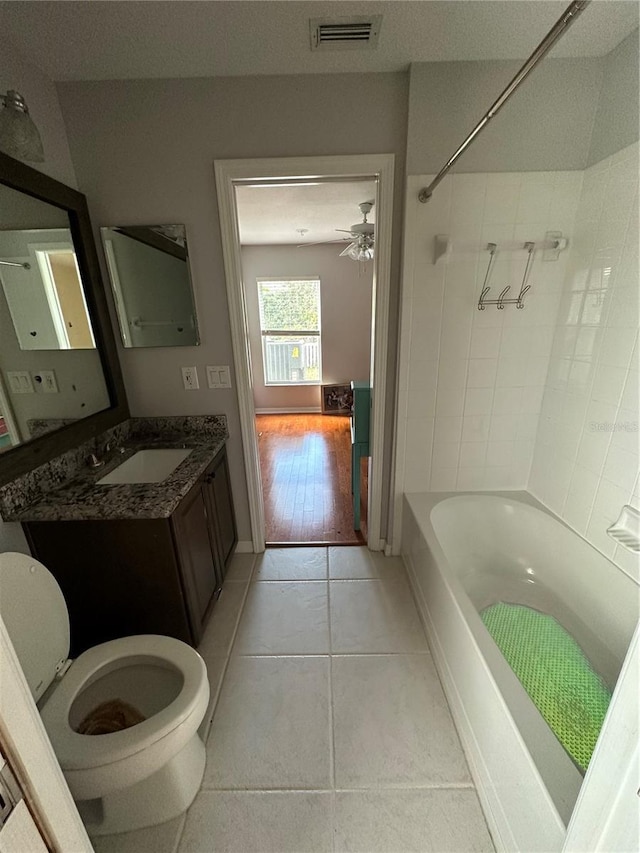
395;169;582;500
529;142;639;577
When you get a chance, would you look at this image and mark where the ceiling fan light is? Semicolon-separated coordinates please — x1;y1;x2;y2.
347;243;374;262
0;91;44;162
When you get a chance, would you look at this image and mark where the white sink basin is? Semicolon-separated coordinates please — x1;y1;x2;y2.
97;448;192;485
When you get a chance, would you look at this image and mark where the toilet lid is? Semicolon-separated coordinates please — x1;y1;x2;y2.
0;552;70;702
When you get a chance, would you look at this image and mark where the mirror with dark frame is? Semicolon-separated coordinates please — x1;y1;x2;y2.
0;152;128;485
100;224;200;348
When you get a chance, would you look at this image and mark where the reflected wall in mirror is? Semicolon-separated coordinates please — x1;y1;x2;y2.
101;224;200;348
0;182;110;451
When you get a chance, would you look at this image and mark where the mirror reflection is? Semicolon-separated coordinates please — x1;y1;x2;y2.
101;225;199;348
0;183;110;451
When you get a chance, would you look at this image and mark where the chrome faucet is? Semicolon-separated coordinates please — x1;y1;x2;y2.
87;452;104;468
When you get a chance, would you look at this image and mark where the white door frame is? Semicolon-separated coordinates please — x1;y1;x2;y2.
214;154;395;552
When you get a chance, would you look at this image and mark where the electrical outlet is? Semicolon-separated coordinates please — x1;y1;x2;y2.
181;366;199;390
206;365;232;389
33;370;58;393
7;371;34;394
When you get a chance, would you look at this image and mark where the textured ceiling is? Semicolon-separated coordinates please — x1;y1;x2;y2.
235;180;377;246
0;1;637;81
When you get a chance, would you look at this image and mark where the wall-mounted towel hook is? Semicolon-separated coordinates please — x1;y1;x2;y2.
478;241;536;310
478;243;498;310
497;286;511;309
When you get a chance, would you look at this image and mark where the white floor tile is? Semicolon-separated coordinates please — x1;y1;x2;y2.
90;547;493;853
334;789;493;852
179;791;332;853
90;815;184;853
204;656;331;789
224;553;255;582
330;578;428;653
234;581;329;654
253;547;328;580
197;582;247;658
329;546;407;579
332;655;471;787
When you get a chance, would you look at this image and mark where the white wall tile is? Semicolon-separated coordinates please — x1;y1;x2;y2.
430;467;457;491
437;358;468;388
459;442;487;468
492;387;522;414
462;415;491;443
464;388;494;415
434;416;463;444
489;413;520;442
602;444;639;493
397;164;585;504
496;357;526;388
528;147;640;572
486;441;515;467
435;385;466;417
467;358;498;388
470;326;501;359
456;467;485;490
432;440;460;469
483;174;521;223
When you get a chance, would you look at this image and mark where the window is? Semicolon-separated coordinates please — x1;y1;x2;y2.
257;278;321;385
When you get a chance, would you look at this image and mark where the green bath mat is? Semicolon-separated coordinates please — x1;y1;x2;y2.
481;602;611;772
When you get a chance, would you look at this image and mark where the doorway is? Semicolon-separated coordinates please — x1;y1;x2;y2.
256;413;367;545
215;154;394;553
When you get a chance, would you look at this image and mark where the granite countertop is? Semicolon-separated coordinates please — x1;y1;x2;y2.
2;416;228;523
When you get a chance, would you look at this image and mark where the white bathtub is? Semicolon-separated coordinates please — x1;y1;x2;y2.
401;491;639;853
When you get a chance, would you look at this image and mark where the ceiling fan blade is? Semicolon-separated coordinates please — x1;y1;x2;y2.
296;239;350;248
335;229;354;234
339;242;357;257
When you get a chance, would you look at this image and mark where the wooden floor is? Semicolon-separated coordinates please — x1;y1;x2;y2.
256;414;367;545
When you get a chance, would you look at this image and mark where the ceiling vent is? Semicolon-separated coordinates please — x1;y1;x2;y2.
309;16;382;51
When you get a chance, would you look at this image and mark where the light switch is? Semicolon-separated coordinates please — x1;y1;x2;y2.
207;365;232;389
7;371;34;394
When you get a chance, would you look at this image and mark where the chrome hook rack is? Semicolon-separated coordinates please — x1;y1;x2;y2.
478;242;536;310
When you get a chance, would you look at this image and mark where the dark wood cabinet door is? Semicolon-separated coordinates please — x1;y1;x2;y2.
202;447;237;581
171;483;217;642
24;519;193;655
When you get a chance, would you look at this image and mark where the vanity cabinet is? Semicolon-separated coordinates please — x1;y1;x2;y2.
23;445;237;656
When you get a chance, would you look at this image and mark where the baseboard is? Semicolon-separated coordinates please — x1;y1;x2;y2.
254;407;322;414
234;540;254;553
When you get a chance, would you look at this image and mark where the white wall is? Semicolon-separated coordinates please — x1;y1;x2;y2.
588;29;639;166
241;244;372;411
529;141;639;578
58;73;408;541
396;169;582;500
0;39;79;553
407;57;602;175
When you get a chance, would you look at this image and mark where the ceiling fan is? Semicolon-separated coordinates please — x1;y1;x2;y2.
297;201;375;261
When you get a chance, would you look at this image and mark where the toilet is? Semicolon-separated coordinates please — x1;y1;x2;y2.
0;552;210;836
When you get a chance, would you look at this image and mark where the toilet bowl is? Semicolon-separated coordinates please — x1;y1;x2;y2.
0;552;210;836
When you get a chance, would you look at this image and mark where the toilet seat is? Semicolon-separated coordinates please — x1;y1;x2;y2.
40;634;207;771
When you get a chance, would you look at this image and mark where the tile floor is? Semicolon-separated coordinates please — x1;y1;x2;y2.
91;547;494;853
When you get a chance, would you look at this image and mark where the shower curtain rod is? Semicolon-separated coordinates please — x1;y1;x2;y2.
418;0;591;203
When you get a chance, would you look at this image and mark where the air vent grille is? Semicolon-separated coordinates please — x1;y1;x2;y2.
310;16;382;51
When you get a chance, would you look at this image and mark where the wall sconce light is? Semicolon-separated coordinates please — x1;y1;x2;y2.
0;90;44;162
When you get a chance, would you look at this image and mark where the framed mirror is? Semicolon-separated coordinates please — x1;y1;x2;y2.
101;224;199;348
0;151;128;484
